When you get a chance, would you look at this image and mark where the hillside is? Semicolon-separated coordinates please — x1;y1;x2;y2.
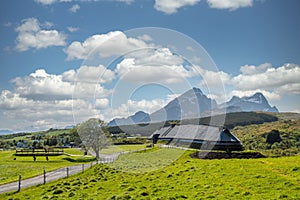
232;112;300;157
1;148;299;199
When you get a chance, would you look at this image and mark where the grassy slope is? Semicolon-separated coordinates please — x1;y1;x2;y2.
2;148;299;200
232;113;300;156
100;144;147;155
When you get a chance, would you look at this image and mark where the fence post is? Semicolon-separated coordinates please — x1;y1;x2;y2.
82;164;84;172
67;167;69;178
18;174;21;192
43;169;46;184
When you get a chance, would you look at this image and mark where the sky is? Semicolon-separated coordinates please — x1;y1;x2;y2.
0;0;299;132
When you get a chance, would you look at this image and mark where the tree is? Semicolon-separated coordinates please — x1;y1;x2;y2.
76;118;110;160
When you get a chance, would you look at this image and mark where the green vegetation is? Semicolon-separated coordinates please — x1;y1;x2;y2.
0;144;146;185
0;149;93;185
1;148;299;199
63;148;84;155
232;117;300;157
0;128;81;150
100;144;147;154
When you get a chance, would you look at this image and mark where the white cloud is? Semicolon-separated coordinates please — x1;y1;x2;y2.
69;4;80;13
231;63;300;94
207;0;253;10
62;65;115;84
0;90;102;130
95;98;109;109
12;69;73;100
115;48;198;84
110;99;168;119
137;34;153;42
65;31;152;60
34;0;57;5
15;18;66;51
0;66;115;131
11;65;114;101
197;67;231;87
197;63;300;103
154;0;200;14
67;26;79;32
240;63;272;75
230;90;281;101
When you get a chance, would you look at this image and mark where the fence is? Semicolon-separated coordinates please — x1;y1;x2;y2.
15;149;64;156
1;148;150;194
0;162;97;194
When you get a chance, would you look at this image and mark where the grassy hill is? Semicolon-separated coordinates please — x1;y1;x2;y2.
232;112;300;157
1;148;299;199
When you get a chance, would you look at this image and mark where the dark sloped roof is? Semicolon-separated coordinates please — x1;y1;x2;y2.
157;124;240;143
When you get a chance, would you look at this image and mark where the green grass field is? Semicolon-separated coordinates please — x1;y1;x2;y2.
0;148;92;185
100;144;147;154
1;147;299;200
0;145;147;186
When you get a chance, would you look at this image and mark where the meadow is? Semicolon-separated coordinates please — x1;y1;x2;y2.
0;145;147;186
1;147;299;200
0;148;90;185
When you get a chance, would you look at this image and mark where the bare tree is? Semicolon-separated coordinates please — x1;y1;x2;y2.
76;118;110;160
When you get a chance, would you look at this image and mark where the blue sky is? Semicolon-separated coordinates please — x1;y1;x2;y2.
0;0;299;131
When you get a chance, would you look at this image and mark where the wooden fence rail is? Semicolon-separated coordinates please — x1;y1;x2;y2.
15;149;64;156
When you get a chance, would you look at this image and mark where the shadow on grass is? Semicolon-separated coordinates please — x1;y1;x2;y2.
190;151;265;159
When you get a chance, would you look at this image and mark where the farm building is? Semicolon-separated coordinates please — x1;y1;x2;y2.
149;124;243;152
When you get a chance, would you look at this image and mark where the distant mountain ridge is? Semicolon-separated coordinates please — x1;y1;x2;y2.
223;92;278;112
108;88;278;126
109;111;150;126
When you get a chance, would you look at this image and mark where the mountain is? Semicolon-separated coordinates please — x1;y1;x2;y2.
108;88;279;126
223;92;279;112
108;111;150;126
147;87;217;122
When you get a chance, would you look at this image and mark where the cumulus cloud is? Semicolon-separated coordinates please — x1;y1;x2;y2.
110;99;168;119
0;90;103;130
115;48;198;83
154;0;200;14
11;66;114;101
62;65;115;84
197;67;231;87
65;31;152;60
230;90;281;101
69;4;80;13
15;18;66;51
231;63;300;94
0;65;115;130
197;63;300;103
207;0;253;10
